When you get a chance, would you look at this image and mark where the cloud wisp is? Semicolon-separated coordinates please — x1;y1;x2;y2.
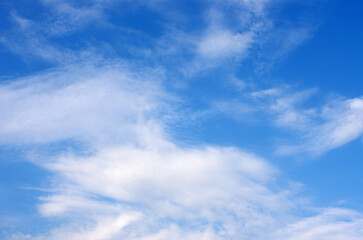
261;89;363;156
213;84;363;156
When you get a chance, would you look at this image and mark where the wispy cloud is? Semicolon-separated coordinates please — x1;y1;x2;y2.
39;0;108;35
210;84;363;155
0;62;169;146
254;88;363;155
274;208;363;240
302;97;363;155
251;87;318;129
258;88;363;155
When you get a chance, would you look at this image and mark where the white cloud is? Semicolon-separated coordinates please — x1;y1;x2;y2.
269;88;318;129
250;88;282;98
34;143;286;239
0;63;298;239
274;208;363;240
59;213;141;240
0;63;169;146
216;85;363;155
198;30;254;59
249;87;318;129
1;63;363;240
4;213;142;240
262;90;363;155
305;97;363;155
251;88;363;155
1;1;362;239
44;145;278;208
0;63;287;239
10;12;33;29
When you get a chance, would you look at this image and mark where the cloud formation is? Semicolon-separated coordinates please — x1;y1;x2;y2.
0;63;289;239
0;63;169;146
1;61;362;240
1;0;362;239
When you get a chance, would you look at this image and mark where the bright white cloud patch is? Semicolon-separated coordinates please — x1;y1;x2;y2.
37;144;286;239
0;63;168;146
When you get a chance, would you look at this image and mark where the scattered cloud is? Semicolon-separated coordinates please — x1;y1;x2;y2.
0;64;294;239
2;62;362;239
1;0;362;239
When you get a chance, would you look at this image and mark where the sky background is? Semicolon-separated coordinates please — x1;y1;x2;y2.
0;0;362;239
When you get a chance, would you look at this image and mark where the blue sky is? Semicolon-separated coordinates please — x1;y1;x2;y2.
0;0;362;239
